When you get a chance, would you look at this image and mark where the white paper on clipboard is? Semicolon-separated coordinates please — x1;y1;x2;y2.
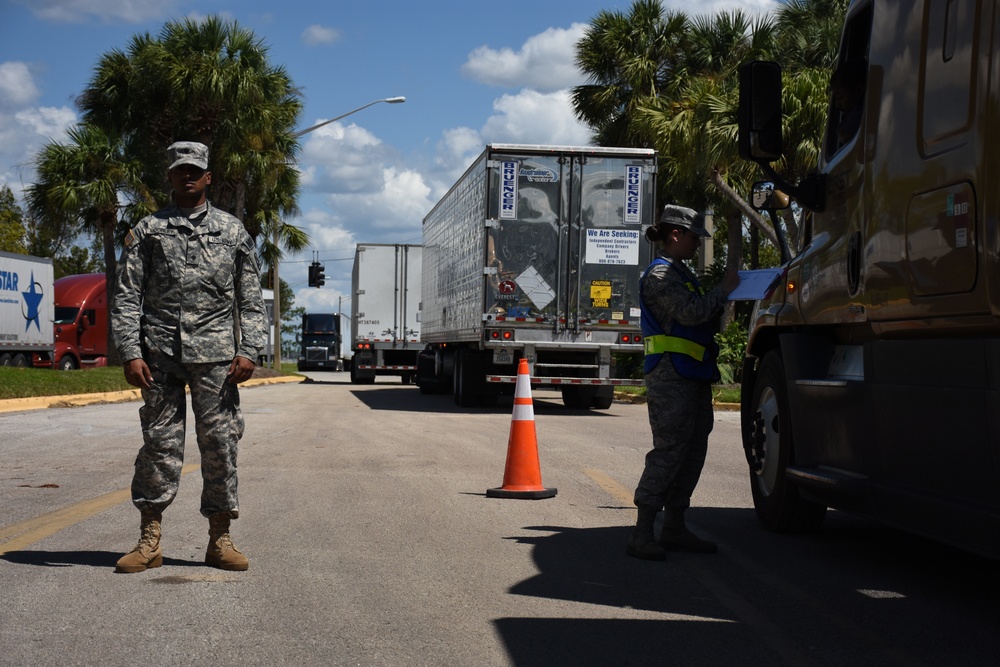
728;268;784;301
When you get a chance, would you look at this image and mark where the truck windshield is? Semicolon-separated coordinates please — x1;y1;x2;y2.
302;315;338;332
54;307;79;325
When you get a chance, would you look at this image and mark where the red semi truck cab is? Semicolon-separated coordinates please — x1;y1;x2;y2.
42;273;109;370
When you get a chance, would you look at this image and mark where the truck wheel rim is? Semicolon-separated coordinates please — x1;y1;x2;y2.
754;386;781;496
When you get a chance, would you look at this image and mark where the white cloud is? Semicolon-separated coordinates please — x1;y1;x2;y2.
0;63;41;109
302;209;356;254
323;166;430;238
0;60;76;194
286;166;432;312
299;122;394;194
432;127;484;186
0;105;76;194
461;23;588;93
480;89;591;147
431;89;592;193
302;24;341;46
16;0;173;23
15;106;77;140
662;0;779;17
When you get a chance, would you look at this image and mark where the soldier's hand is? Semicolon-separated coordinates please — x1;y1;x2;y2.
123;359;153;389
227;356;255;384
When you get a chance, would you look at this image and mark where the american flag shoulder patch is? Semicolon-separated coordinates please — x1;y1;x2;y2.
124;229;136;247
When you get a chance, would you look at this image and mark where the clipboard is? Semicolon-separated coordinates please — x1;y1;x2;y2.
728;268;784;301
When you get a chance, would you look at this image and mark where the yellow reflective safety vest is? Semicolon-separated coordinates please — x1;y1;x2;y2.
640;257;720;381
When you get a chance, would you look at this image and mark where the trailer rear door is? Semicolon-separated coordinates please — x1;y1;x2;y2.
485;147;655;330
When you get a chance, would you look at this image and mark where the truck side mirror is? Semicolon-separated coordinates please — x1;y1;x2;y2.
751;181;790;211
738;61;784;162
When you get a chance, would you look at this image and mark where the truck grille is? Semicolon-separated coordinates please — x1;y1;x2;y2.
305;348;329;362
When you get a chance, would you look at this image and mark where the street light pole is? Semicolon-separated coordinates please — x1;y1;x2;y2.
291;96;407;138
270;96;406;370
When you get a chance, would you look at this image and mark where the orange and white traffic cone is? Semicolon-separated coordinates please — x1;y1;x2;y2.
487;358;557;499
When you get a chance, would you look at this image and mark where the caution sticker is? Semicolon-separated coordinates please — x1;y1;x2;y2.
590;280;611;308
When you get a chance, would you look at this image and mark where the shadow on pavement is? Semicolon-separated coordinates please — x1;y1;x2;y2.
0;549;202;569
349;387;618;416
494;507;1000;666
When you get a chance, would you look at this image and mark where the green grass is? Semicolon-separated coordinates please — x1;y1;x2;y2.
617;383;741;404
0;366;133;399
714;384;741;404
0;362;302;400
0;364;740;404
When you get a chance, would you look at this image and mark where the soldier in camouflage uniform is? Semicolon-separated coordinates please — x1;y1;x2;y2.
111;141;267;573
627;205;740;561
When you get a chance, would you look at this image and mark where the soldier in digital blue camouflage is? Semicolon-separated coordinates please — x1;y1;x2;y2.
627;205;740;561
111;141;266;573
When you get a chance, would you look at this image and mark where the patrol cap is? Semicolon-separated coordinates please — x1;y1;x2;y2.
167;141;209;171
659;204;710;238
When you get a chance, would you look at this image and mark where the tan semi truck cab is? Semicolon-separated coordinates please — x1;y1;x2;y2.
737;0;1000;557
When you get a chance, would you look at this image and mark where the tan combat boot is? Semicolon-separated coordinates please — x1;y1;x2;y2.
206;513;249;571
116;512;163;573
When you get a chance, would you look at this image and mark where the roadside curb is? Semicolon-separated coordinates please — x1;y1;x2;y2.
0;375;302;414
613;391;739;411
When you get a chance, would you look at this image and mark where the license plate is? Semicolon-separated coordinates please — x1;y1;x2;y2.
492;348;514;365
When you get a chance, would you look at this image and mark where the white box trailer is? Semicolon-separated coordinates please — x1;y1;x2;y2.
0;251;54;367
349;243;422;384
417;144;656;408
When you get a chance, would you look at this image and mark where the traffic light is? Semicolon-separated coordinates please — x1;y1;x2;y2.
307;262;318;287
315;263;325;288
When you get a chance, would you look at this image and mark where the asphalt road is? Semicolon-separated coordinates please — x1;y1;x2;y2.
1;372;997;666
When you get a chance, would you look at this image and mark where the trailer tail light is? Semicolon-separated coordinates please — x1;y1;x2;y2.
487;328;514;341
357;343;372;350
619;333;642;345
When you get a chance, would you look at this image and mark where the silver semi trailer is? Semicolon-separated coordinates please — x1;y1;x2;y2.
350;243;422;384
417;144;656;408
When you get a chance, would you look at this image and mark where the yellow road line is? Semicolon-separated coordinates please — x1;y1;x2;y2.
0;463;200;556
582;467;634;506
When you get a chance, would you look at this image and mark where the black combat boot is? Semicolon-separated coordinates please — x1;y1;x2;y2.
659;507;717;554
626;506;667;561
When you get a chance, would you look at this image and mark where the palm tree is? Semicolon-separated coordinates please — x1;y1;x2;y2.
572;0;689;148
636;10;780;269
572;0;850;272
26;123;154;365
0;186;28;254
773;0;850;70
755;0;850;249
77;16;304;237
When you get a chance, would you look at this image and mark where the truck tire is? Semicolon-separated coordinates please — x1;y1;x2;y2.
350;361;375;385
0;353;11;366
590;386;614;410
453;348;481;407
561;386;587;409
11;353;29;368
748;351;826;532
57;355;78;371
563;385;612;409
416;350;438;394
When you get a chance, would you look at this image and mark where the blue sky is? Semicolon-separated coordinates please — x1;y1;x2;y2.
0;0;778;314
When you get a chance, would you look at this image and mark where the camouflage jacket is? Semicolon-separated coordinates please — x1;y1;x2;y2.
111;203;266;364
640;256;727;340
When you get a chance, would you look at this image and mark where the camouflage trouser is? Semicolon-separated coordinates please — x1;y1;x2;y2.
633;358;714;510
131;352;244;518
